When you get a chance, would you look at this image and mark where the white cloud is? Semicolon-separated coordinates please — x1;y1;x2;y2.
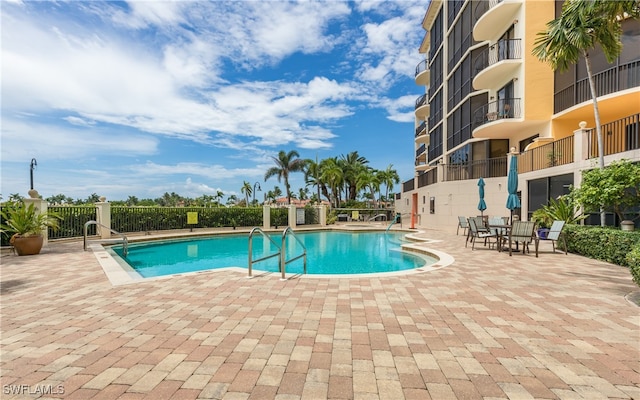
0;118;158;163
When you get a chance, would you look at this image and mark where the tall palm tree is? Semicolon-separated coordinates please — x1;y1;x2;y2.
356;168;378;208
378;164;400;207
340;151;369;201
264;150;306;205
304;158;325;205
320;157;344;208
240;181;252;207
532;0;639;226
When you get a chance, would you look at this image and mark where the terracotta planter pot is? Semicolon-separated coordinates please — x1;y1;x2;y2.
10;235;44;256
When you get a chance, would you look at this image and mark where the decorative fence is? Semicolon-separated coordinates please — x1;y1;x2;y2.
48;206;97;239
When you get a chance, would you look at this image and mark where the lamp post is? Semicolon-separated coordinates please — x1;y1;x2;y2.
30;158;37;190
253;182;261;205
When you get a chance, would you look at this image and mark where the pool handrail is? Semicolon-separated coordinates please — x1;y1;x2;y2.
247;227;281;278
281;227;307;280
83;220;128;257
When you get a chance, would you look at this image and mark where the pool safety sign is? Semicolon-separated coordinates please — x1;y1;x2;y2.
296;209;305;225
187;212;198;225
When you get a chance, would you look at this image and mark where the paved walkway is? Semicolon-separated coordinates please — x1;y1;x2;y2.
1;228;639;399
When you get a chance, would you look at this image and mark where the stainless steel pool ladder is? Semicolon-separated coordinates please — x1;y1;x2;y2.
83;221;128;257
280;227;307;280
248;227;307;280
248;227;281;278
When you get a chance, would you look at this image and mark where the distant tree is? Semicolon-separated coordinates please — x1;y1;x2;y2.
298;187;309;201
85;193;101;204
378;164;400;207
226;194;238;207
126;196;139;206
356;168;378;208
265;150;306;205
240;181;252;207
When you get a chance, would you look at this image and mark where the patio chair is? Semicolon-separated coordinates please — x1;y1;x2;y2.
466;217;498;250
508;221;539;257
457;216;469;236
546;220;567;254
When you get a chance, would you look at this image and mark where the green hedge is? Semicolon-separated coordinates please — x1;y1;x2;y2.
627;244;640;287
563;224;640;268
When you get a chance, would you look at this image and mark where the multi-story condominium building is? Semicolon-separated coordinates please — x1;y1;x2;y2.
397;0;639;230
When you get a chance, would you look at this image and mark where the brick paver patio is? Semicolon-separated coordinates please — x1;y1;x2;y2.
1;228;639;399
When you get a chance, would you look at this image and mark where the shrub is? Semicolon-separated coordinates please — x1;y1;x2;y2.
563;224;640;267
627;244;640;287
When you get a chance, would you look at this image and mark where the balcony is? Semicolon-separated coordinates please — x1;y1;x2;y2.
473;0;522;42
415;94;430;119
473;39;522;90
415;144;427;170
415;122;429;145
445;156;507;182
554;60;640;114
472;98;521;138
415;59;430;86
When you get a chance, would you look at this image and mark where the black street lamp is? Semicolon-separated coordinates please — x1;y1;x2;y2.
253;182;261;205
30;158;37;190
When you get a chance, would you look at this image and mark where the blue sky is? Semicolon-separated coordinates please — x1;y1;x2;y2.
1;0;424;202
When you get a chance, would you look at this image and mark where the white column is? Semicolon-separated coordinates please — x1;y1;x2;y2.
95;197;111;239
263;205;271;230
288;205;297;228
318;205;327;226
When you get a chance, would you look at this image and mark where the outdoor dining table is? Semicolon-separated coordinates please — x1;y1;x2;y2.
488;223;517;252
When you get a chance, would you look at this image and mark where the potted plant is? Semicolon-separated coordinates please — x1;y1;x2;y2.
531;208;551;239
0;202;61;256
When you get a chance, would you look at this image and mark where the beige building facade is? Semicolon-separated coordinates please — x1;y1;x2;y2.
398;0;640;230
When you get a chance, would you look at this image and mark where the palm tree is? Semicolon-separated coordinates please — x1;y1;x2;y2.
320;157;344;208
532;0;639;226
378;164;400;208
340;151;369;201
356;168;378;208
240;181;252;207
264;150;306;205
226;194;238;207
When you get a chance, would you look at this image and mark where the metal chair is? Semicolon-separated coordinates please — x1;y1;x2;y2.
466;217;498;250
457;216;469;236
508;221;539;257
546;220;567;254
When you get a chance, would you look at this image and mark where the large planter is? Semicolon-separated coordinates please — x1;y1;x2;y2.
10;234;44;256
537;228;550;240
621;220;635;231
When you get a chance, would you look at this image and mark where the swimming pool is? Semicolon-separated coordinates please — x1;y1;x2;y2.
111;231;436;278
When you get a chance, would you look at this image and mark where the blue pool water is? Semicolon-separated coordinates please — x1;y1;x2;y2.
113;231;434;277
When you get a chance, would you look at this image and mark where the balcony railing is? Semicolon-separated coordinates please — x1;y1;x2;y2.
554;60;640;113
446;156;507;182
416;144;426;158
474;39;521;74
402;178;415;192
472;98;521;130
417;169;437;188
474;0;502;24
415;121;427;137
415;58;430;77
518;136;574;173
588;113;640;159
415;93;427;109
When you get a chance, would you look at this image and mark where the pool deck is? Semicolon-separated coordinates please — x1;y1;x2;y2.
1;227;639;399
